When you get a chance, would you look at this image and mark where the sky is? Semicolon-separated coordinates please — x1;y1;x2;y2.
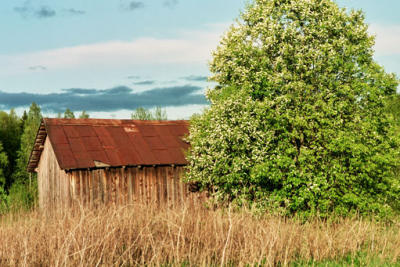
0;0;400;119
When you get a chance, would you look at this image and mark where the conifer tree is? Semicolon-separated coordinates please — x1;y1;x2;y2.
13;103;42;182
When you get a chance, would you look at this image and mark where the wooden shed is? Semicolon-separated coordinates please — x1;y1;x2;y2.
27;118;198;209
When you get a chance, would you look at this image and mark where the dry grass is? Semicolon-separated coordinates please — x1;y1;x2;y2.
1;202;400;266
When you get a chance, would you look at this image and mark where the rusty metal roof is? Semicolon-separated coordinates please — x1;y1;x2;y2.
27;118;190;172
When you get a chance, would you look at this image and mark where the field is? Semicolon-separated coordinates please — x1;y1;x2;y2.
1;202;400;266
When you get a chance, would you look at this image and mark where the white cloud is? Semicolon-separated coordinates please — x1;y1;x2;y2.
0;24;226;76
369;24;400;56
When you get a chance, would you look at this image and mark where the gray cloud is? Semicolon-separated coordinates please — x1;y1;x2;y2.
35;6;56;18
0;85;207;113
133;80;155;86
13;5;30;17
125;1;145;11
163;0;179;8
14;2;84;18
29;65;47;71
182;75;208;82
64;8;85;15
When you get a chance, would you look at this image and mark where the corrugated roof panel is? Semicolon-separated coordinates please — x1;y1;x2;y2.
169;147;187;164
28;118;190;171
125;132;156;164
93;126;116;149
168;125;188;137
137;125;156;137
158;134;181;148
81;136;103;151
76;125;96;137
153;149;172;163
104;149;123;166
63;125;80;138
68;137;87;153
88;150;110;164
106;126;140;165
48;126;68;144
54;148;77;169
144;136;167;150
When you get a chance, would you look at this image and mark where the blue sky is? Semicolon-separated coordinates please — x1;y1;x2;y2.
0;0;399;119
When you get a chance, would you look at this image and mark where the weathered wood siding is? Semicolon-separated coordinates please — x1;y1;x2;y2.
68;166;199;208
37;138;201;209
37;138;71;210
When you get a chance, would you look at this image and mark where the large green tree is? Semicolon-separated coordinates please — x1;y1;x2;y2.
186;0;400;217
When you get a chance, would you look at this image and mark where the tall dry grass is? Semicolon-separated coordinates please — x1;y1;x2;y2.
1;202;400;266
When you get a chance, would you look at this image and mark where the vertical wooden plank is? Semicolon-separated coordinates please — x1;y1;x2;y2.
127;168;132;203
167;166;175;208
86;170;91;208
178;167;185;203
150;167;156;205
121;168;127;205
103;169;109;205
173;166;179;206
156;167;161;205
94;170;98;207
162;167;168;207
79;171;83;207
142;167;147;203
48;144;53;210
98;170;102;205
67;172;72;208
114;169;119;205
102;169;108;205
138;167;143;203
108;169;113;205
132;168;137;202
157;167;164;206
148;167;153;204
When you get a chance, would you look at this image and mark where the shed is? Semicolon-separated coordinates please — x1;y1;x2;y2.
27;118;197;209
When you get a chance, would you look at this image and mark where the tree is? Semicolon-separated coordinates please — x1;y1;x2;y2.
13;103;42;182
154;107;168;120
10;103;42;210
64;108;75;119
186;0;400;217
0;142;8;190
131;107;168;120
79;110;90;119
0;142;8;211
0;109;22;189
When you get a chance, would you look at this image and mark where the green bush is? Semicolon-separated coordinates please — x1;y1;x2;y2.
7;178;38;212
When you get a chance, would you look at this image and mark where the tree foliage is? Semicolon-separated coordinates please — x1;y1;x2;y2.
64;108;75;119
186;0;400;217
13;103;42;182
0;142;8;189
131;107;168;120
0;109;22;189
79;110;90;119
